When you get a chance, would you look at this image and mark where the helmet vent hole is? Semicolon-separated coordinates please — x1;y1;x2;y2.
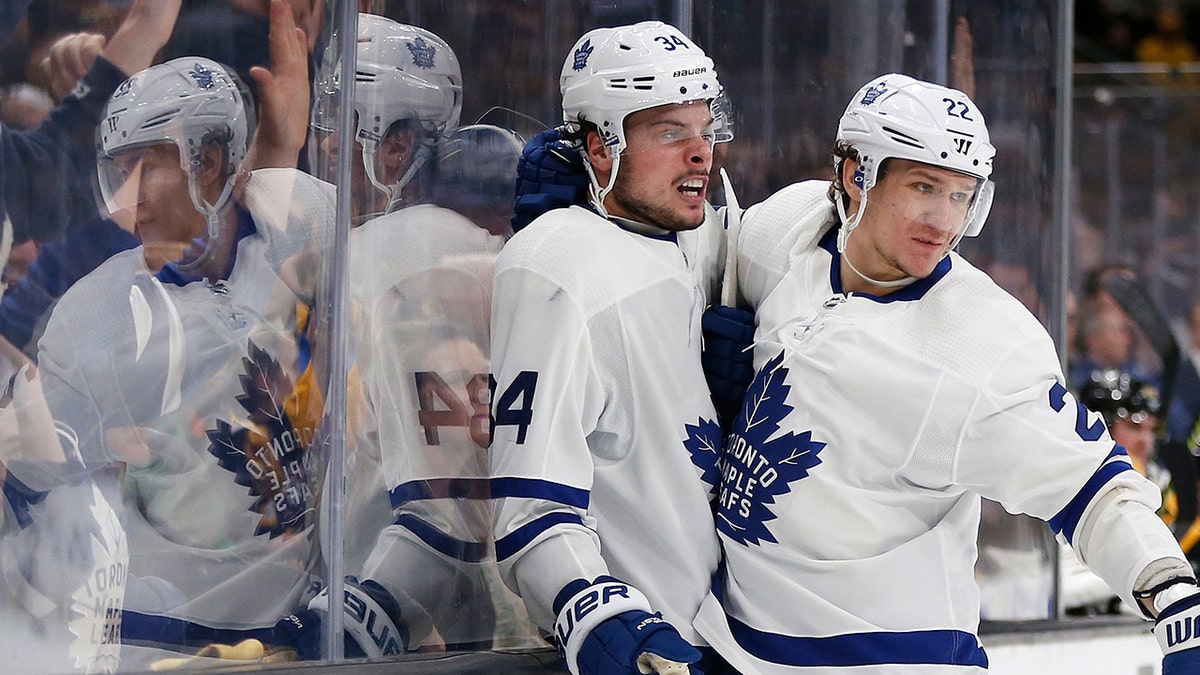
880;125;923;149
940;151;948;159
143;109;182;129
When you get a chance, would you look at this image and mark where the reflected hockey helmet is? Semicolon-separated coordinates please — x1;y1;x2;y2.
313;14;462;208
97;56;247;223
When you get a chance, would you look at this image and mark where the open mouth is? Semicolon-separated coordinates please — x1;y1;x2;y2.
679;177;705;198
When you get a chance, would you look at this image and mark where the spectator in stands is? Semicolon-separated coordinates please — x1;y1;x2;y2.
1136;4;1199;86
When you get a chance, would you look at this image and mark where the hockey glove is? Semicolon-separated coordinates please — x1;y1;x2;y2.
512;126;589;233
553;576;701;675
1155;584;1200;674
272;577;409;660
701;305;756;435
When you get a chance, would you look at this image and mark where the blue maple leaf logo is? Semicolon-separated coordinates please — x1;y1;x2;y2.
207;340;315;538
684;416;722;496
572;39;594;71
407;37;437;69
190;62;217;89
860;81;888;105
717;351;825;546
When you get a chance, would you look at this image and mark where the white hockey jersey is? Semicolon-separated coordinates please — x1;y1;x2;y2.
489;204;725;643
694;181;1180;673
35;168;332;669
345;203;541;650
2;474;126;674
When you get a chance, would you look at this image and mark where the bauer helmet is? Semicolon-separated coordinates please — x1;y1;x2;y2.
1078;369;1161;428
97;56;247;228
560;21;729;215
313;14;462;209
835;73;996;253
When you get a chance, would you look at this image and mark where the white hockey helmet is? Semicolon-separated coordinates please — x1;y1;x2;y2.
97;56;247;225
560;21;729;215
835;73;996;246
313;14;462;210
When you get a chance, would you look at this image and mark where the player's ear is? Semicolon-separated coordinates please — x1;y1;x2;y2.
842;159;864;202
586;130;613;173
196;140;226;188
379;125;416;178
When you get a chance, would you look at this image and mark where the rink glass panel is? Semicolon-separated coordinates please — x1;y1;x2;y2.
0;0;1087;671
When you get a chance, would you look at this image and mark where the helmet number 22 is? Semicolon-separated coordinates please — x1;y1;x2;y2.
943;98;974;121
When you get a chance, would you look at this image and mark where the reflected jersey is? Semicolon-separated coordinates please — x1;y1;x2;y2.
37;169;331;668
345;203;540;650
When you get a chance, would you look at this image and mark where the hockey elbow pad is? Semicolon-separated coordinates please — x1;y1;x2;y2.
274;577;409;660
512;127;589;234
1155;582;1200;674
701;305;756;435
553;576;701;675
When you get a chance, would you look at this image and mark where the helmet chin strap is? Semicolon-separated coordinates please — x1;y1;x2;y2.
364;142;433;216
834;189;916;290
178;173;236;275
582;148;620;220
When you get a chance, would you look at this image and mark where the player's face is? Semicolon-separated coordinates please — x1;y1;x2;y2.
1112;415;1157;468
111;143;206;247
603;100;714;231
845;158;978;287
317;121;415;218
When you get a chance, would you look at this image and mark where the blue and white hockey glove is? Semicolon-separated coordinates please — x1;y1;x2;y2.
273;577;409;660
512;126;589;233
1155;583;1200;674
701;305;755;435
553;576;701;675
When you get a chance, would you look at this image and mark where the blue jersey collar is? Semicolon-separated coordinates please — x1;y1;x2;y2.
156;205;257;286
819;225;951;302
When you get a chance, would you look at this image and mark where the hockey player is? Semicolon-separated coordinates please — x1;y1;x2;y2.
31;48;344;668
489;21;731;675
318;13;541;651
691;73;1200;674
1;363;128;674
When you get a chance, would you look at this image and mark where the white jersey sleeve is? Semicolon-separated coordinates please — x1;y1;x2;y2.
344;204;541;650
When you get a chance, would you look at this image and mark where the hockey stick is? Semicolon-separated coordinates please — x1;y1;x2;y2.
1102;274;1196;528
719;167;741;307
1102;274;1181;430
